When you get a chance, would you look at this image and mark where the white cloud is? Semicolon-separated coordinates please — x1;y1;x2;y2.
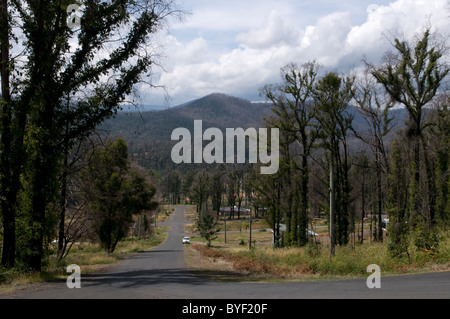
144;0;450;106
166;36;209;65
235;10;302;50
305;11;353;67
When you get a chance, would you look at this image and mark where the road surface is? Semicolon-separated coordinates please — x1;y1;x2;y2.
3;206;450;299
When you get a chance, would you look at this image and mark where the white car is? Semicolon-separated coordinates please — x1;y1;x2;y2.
306;229;318;237
182;237;190;244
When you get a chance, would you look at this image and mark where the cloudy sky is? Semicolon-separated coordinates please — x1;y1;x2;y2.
141;0;450;107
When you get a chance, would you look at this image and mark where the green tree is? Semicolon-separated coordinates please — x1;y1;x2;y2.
210;166;225;217
0;0;181;270
428;93;450;225
313;72;355;255
260;62;319;246
1;0;24;268
181;170;195;203
197;213;219;247
226;171;237;220
191;172;210;217
371;29;449;228
232;169;244;219
82;138;158;255
248;162;283;248
387;139;410;258
162;170;181;204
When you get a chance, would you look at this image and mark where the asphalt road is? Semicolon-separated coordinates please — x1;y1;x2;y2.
4;206;450;299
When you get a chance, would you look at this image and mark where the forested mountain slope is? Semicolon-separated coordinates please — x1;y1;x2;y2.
101;92;408;172
100;93;272;171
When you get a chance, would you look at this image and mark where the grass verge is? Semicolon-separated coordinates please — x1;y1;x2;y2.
185;228;450;283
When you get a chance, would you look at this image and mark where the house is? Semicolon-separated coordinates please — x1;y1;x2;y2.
220;206;251;218
271;223;319;246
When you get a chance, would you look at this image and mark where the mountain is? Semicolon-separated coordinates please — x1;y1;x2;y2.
100;93;272;171
103;93;271;138
119;104;168;112
100;92;410;172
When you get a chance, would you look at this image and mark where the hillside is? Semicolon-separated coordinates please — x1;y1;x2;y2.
100;92;410;172
100;93;272;171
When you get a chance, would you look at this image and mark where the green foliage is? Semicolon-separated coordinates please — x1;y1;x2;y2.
313;72;355;248
260;62;319;248
191;172;210;215
387;214;410;259
82;138;158;254
372;30;449;114
161;170;182;204
436;148;450;221
1;0;179;270
386;139;411;258
210;168;224;214
305;242;321;258
413;222;440;254
372;28;449;230
197;213;220;247
433;99;450;223
374;30;450;263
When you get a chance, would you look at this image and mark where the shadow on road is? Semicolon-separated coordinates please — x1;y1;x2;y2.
80;268;208;289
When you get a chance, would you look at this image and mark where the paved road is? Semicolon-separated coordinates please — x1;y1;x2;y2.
4;206;450;299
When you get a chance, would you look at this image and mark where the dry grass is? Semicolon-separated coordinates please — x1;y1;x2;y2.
156;205;176;222
185;243;316;282
185;227;450;283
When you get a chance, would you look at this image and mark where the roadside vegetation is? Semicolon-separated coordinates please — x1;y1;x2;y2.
1;0;449;295
185;219;450;282
182;28;450;283
0;214;171;293
0;0;183;273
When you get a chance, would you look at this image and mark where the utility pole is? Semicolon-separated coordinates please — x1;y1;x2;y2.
223;209;227;243
329;156;336;257
249;209;252;249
